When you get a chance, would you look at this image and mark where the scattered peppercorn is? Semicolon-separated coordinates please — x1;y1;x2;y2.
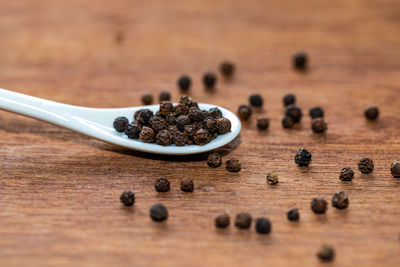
177;75;191;91
215;213;230;228
358;157;374;174
113;116;129;132
293;52;308;70
150;203;168;222
238;105;252;120
180;178;194;192
285;105;302;123
159;91;171;102
203;72;217;88
141;93;154;105
125;122;142;139
249;94;263;107
266;171;279;185
311;118;327;133
309;106;324;118
295;148;312;167
339;167;354;181
364;106;379;120
317;245;335;262
255;217;271;234
226;158;241;172
390;160;400;178
332;191;349;209
139;126;156;143
220;61;235;77
234;212;252;229
154;178;170;192
120;191;135;206
257;118;270;130
287;208;300;221
282;116;294;129
311;197;327;214
283;94;296;107
207;152;222;168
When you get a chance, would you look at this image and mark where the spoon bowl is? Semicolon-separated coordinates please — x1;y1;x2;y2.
0;88;241;155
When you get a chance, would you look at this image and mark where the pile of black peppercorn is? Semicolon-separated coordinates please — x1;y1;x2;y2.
113;96;232;146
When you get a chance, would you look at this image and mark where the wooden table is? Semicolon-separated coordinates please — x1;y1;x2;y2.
0;0;399;266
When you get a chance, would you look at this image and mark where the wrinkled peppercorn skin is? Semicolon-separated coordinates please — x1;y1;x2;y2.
154;178;170;192
226;158;241;172
216;118;231;134
266;171;279;185
156;130;172;146
140;126;156;143
125;122;142;139
193;128;211;145
358;157;374;174
391;160;400;178
339;167;354;181
207;152;222;168
113;117;129;132
180;178;194;192
295;148;312;167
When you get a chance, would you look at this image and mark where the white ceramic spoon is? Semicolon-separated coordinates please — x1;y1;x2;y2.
0;88;241;155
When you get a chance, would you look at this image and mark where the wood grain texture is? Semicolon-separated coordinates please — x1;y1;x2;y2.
0;0;400;266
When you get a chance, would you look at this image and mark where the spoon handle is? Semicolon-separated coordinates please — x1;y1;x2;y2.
0;88;82;126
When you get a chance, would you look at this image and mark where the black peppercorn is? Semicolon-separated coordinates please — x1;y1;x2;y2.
175;115;191;131
150;203;168;222
180;178;194;192
215;213;230;228
257;118;270;130
216;118;231;134
332;191;349;209
317;245;335;262
238;105;252;120
154;178;170;192
207;152;222;168
173;103;188;116
203;72;217;88
283;94;296;107
391;160;400;178
311;118;327;133
178;75;191;91
204;117;217;133
179;95;192;106
226;158;241;172
150;116;167;131
364;106;379;120
255;217;271;234
124;122;142;139
159;91;171;102
234;212;252;229
188;107;204;122
295;148;312;167
287;208;300;221
139;126;156;143
113;116;129;132
293;52;308;70
281;116;294;129
141;93;154;105
285;105;302;123
172;131;188;146
249;94;263;107
159;102;174;116
311;197;327;214
184;124;198;138
165;113;176;125
358;157;374;174
309;106;324;119
156;129;172;146
209;107;223;119
193;128;211;145
135;109;154;125
120;191;135;206
339;167;354;181
220;61;235;77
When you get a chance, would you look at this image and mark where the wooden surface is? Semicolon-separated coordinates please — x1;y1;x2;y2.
0;0;399;266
